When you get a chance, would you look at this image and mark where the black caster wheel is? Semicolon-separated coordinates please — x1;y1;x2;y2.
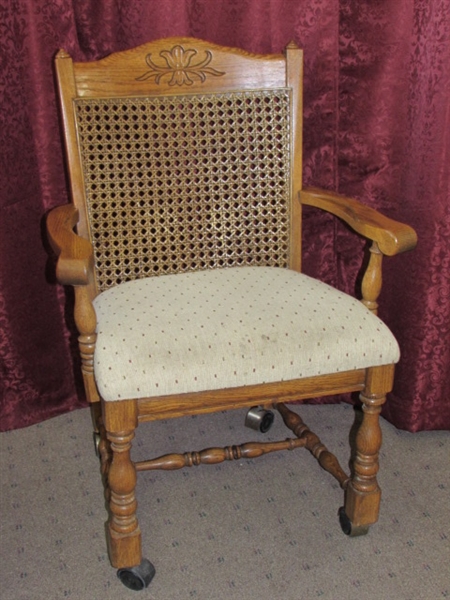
245;407;275;433
117;558;156;591
93;432;101;458
338;507;370;537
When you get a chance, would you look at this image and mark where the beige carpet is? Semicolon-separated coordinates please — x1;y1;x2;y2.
1;403;449;600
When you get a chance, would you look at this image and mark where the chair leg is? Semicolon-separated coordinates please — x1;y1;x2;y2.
342;364;395;535
103;400;142;569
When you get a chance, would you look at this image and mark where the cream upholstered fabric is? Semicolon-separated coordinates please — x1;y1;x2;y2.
93;267;400;402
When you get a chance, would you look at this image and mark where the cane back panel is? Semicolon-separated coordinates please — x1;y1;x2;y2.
74;89;292;293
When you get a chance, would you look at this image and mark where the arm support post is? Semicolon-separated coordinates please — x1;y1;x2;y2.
300;187;417;313
362;242;383;315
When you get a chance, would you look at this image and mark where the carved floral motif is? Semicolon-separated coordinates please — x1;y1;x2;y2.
136;45;225;86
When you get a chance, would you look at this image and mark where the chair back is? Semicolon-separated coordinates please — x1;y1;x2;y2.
55;37;304;294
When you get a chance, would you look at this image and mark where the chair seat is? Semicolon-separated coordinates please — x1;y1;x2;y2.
93;266;399;401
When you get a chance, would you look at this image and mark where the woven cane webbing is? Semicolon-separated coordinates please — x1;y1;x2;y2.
74;89;292;292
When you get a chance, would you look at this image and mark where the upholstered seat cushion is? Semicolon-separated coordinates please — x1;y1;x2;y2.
93;266;400;401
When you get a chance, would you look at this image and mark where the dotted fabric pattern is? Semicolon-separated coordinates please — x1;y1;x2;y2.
93;266;400;401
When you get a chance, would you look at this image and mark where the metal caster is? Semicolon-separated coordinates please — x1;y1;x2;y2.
338;507;370;537
117;558;156;591
93;432;101;457
245;406;275;433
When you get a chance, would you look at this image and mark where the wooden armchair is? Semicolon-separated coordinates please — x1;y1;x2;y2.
47;37;417;591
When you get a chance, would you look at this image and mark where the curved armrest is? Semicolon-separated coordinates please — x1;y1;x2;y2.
47;204;94;286
300;186;417;256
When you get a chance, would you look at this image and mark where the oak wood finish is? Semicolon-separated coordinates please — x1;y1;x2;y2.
54;39;300;298
361;242;383;314
277;403;350;489
103;400;141;568
135;438;306;472
300;187;417;256
46;204;93;287
300;186;417;317
343;365;395;529
47;37;417;580
136;369;366;422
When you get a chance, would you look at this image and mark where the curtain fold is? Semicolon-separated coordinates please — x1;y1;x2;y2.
337;0;450;431
1;0;448;431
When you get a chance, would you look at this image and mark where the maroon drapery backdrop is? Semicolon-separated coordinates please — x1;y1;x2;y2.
1;0;449;432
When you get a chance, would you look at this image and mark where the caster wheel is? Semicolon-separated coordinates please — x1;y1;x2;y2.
338;507;370;537
93;432;101;457
245;407;275;433
117;558;155;591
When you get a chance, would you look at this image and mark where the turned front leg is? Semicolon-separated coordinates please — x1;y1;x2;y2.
344;365;394;530
104;400;142;569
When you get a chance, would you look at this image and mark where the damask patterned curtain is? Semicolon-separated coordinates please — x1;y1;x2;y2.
1;0;449;431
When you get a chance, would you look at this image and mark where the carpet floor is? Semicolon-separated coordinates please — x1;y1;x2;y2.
1;403;449;600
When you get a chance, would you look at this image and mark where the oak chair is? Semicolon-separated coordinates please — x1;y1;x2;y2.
47;37;417;591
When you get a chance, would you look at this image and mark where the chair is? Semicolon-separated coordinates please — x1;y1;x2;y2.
47;37;417;591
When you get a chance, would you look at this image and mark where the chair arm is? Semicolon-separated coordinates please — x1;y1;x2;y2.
47;204;94;286
300;186;417;256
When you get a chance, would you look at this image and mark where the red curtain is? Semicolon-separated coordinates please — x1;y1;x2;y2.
1;0;449;432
